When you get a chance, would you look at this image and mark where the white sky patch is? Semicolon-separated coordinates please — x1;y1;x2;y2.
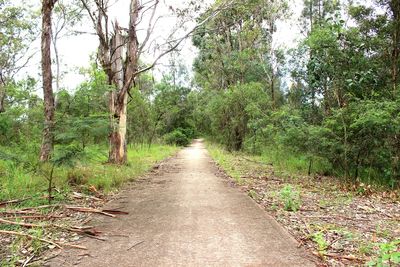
274;0;304;49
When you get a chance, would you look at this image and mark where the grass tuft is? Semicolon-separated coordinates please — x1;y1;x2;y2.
0;144;178;204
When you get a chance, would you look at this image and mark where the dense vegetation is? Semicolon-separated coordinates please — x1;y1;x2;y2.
190;0;400;188
0;54;197;195
0;0;399;203
0;0;399;266
0;0;399;211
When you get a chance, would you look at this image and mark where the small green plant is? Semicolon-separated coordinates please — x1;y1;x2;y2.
359;242;374;256
38;145;84;203
312;232;329;255
368;240;400;267
271;203;278;211
248;189;258;199
376;225;391;239
28;228;46;254
279;184;301;211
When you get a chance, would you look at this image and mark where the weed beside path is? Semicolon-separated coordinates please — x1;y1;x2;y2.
207;142;400;267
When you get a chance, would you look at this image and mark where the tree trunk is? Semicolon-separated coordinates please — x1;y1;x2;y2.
308;157;313;176
0;85;5;113
0;74;6;113
108;0;139;164
108;24;129;164
109;92;128;163
39;0;57;162
53;37;61;93
271;71;275;107
390;0;400;98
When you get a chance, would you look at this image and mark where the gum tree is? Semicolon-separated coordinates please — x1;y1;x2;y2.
39;0;58;161
80;0;229;164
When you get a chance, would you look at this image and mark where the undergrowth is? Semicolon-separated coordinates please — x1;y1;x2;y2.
260;146;332;177
0;144;178;205
206;143;243;184
205;141;399;266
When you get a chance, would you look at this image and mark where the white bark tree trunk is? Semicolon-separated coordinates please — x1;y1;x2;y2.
108;24;129;163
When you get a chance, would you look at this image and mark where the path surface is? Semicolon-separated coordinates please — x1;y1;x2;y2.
49;140;315;267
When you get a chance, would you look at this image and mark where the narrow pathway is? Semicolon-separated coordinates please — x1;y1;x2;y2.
49;140;315;266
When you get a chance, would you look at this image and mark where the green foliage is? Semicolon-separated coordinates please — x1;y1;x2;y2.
192;0;400;186
0;0;37;76
0;144;178;201
199;82;271;151
126;63;197;147
164;128;190;146
368;240;400;267
79;144;178;192
311;232;329;254
51;145;84;167
279;185;301;212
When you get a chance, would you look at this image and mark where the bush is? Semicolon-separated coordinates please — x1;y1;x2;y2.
178;127;196;139
0;115;12;144
279;184;301;211
67;168;89;186
164;129;190;146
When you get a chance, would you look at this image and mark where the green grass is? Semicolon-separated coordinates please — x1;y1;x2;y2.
206;141;332;183
76;144;179;192
206;142;243;184
206;141;333;183
260;145;332;177
0;144;179;204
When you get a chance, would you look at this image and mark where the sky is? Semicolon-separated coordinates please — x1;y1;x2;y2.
19;0;304;92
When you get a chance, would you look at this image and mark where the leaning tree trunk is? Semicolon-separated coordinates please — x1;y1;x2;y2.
39;0;57;162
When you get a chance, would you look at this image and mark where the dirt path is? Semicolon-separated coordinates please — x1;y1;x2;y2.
48;140;315;266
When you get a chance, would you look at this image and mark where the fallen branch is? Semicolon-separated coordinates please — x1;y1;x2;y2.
22;254;34;267
0;210;43;216
2;215;64;220
63;243;88;250
312;251;363;261
0;230;88;250
20;204;61;211
0;197;32;207
127;240;145;251
0;230;62;249
0;218;41;228
0;218;100;236
66;206;116;217
72;192;102;201
102;209;129;215
68;227;102;237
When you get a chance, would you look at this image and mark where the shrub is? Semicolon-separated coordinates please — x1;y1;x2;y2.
67;168;89;186
279;184;301;211
178;127;196;139
312;232;329;254
164;129;190;146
